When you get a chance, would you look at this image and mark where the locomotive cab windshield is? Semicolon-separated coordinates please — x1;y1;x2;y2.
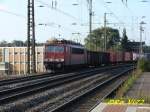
45;45;64;53
44;44;65;71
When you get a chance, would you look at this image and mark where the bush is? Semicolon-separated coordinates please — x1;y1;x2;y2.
137;58;150;72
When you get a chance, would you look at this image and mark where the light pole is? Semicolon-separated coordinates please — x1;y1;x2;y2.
139;21;146;57
104;12;112;51
103;1;112;52
104;13;107;51
88;0;93;50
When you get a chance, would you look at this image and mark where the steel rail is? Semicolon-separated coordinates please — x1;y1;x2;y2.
46;67;134;112
0;73;52;86
0;64;133;87
0;65;131;105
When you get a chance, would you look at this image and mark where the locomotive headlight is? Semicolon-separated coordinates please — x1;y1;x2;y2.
55;59;64;62
60;59;64;62
55;59;59;62
49;58;53;61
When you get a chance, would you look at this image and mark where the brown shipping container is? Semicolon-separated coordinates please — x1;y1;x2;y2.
124;52;133;61
109;51;117;63
116;51;123;62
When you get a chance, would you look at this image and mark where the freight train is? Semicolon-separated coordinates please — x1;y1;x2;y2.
44;39;139;71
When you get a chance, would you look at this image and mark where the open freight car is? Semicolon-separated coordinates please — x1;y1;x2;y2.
87;51;110;66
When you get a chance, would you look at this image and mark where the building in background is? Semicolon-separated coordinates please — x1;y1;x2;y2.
0;62;9;75
0;46;45;75
127;42;145;53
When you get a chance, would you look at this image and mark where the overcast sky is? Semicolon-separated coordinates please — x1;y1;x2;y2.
0;0;150;45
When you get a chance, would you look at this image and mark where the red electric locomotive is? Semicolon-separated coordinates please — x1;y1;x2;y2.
44;39;87;71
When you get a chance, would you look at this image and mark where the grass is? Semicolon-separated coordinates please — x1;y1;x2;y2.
115;59;150;104
103;59;150;104
115;69;142;98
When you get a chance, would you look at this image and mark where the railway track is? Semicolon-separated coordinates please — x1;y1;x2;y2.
0;65;128;104
0;68;97;91
0;64;132;87
0;73;53;86
46;67;134;112
0;68;107;104
0;67;91;87
0;64;134;112
0;64;132;92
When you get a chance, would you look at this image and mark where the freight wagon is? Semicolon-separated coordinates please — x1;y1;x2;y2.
87;51;110;66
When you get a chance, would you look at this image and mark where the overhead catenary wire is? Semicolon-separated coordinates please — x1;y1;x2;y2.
102;0;142;33
121;0;138;21
39;22;77;32
103;4;125;27
0;1;79;21
36;0;79;21
96;0;126;29
36;0;90;40
0;8;26;18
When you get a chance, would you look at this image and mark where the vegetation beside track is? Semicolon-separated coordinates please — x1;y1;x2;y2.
137;58;150;72
115;69;150;104
115;69;142;98
115;59;150;103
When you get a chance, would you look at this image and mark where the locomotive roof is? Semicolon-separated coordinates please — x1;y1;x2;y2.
45;39;83;47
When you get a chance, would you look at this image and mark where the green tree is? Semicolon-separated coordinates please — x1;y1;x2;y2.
0;40;8;47
121;28;129;51
12;40;25;46
143;46;150;53
84;27;120;51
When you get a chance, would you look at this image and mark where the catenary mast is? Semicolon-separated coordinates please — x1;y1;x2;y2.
27;0;36;73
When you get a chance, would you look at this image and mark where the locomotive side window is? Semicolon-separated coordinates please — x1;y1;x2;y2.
72;48;84;54
46;46;64;52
